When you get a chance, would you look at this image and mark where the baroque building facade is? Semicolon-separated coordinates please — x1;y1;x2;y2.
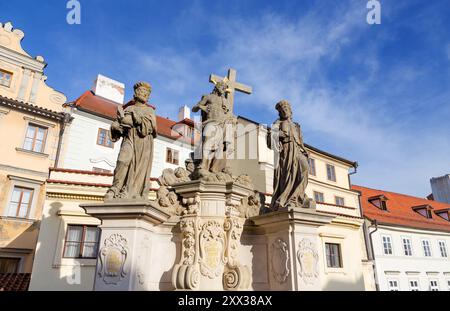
0;22;68;275
355;185;450;291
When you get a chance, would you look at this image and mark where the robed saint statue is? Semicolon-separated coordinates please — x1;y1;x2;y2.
268;100;315;210
105;81;157;201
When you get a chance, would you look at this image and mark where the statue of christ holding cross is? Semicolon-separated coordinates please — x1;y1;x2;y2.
191;68;252;180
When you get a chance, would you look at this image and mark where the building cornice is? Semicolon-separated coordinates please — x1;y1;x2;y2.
0;95;65;121
366;217;450;235
46;192;103;202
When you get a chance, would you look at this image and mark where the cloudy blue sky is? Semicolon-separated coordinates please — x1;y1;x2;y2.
1;0;449;197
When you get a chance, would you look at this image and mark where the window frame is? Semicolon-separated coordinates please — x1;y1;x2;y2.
0;256;22;273
334;196;345;206
382;235;393;256
326;163;337;182
409;279;420;291
96;128;114;148
387;278;400;291
0;68;13;88
438;240;448;258
22;123;48;153
429;279;439;291
402;237;413;256
308;158;316;176
421;239;432;257
62;225;101;259
313;191;325;203
325;242;343;268
166;147;180;165
7;186;34;219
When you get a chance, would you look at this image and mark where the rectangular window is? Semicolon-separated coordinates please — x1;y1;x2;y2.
325;243;342;268
8;186;33;218
388;279;399;291
308;158;316;176
313;191;324;203
382;235;393;255
0;257;20;273
23;124;47;153
0;69;13;87
335;196;345;206
429;280;439;291
422;240;432;257
166;148;179;165
63;225;100;259
326;164;336;182
97;128;114;148
409;280;419;291
438;241;448;258
402;238;413;256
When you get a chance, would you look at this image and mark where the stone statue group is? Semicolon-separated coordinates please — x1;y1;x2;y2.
104;74;315;213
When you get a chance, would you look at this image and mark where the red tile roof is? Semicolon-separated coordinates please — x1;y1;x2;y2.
353;185;450;232
0;273;31;291
68;91;193;144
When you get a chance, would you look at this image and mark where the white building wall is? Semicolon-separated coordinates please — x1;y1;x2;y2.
60;109;193;176
61;109;120;172
151;135;193;178
372;226;450;291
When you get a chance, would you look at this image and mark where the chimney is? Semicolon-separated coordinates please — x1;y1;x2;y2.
92;74;125;104
178;105;191;121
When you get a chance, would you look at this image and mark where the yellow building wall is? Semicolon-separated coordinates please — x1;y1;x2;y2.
0;21;66;273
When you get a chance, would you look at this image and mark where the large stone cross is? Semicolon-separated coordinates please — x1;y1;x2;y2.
209;68;252;113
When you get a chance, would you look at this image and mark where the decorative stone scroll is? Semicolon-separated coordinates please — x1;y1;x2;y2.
223;216;251;290
98;234;128;285
172;217;200;290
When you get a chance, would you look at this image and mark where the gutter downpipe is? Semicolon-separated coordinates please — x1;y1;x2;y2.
54;112;73;169
368;219;379;291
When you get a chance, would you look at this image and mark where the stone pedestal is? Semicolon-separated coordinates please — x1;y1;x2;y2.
171;180;253;291
251;208;334;291
82;185;337;291
81;201;176;291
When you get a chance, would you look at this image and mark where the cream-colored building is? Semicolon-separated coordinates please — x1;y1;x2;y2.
0;21;67;274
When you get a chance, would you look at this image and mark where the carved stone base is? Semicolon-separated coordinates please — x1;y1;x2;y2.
171;180;253;291
81;201;175;291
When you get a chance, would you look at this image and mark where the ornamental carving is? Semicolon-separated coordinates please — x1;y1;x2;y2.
156;186;184;216
182;195;200;215
199;220;227;279
297;238;319;285
98;233;128;285
271;238;290;283
180;218;197;265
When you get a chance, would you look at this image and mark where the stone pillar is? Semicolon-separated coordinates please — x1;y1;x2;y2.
81;201;174;291
171;180;253;291
251;208;334;291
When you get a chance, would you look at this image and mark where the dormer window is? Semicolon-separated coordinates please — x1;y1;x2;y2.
434;209;450;221
368;195;388;211
412;204;433;219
